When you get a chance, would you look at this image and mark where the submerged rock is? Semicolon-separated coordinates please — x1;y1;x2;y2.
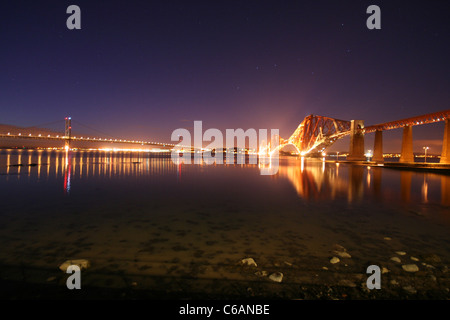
402;264;419;272
333;251;352;259
59;259;90;272
333;244;347;252
332;244;351;258
241;258;257;267
269;272;283;283
395;251;406;256
390;257;401;263
330;257;340;264
423;254;441;264
403;286;417;294
255;270;268;277
338;279;357;287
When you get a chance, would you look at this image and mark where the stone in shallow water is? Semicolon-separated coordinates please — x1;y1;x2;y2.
402;264;419;272
410;256;419;262
59;259;90;272
403;286;417;294
395;251;406;256
269;272;283;283
334;251;351;259
332;244;351;258
330;257;340;264
338;279;357;287
333;244;347;252
423;254;441;264
390;257;401;263
255;270;268;277
241;258;257;267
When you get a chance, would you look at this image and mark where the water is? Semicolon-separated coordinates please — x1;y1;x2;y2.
0;149;449;299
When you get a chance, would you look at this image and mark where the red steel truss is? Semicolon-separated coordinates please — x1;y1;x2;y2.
281;109;450;155
281;115;351;154
364;109;450;133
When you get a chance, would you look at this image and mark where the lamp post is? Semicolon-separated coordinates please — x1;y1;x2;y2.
423;146;429;163
365;150;373;162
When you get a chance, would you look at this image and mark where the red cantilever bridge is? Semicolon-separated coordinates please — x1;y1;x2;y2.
279;109;450;164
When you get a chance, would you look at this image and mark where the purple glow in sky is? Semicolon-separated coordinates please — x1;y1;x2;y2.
1;1;449;152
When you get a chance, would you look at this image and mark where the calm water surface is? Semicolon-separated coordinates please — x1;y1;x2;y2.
0;149;449;298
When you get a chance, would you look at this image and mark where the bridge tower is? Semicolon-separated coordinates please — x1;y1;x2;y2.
372;130;384;163
65;117;72;150
441;119;450;164
347;120;365;161
399;125;414;163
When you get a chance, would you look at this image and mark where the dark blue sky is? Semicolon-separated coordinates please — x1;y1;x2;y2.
1;0;449;152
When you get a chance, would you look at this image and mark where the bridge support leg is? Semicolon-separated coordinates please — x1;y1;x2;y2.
65;116;72;151
65;139;71;150
347;120;365;161
372;130;384;163
440;119;450;164
399;125;414;163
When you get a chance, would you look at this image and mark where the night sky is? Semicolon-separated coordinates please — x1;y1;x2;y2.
1;1;449;153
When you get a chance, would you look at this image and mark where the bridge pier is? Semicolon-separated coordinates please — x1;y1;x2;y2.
347;120;365;161
399;125;414;163
372;130;384;163
440;119;450;164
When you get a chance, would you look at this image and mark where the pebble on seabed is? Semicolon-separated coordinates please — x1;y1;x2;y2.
269;272;283;283
390;257;401;263
403;286;417;294
402;264;419;272
330;257;340;264
241;258;257;267
58;259;90;272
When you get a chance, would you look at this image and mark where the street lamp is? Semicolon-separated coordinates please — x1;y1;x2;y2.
365;150;373;161
423;146;429;163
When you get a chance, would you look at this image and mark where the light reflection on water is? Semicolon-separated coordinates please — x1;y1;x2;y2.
277;157;450;207
0;149;450;297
